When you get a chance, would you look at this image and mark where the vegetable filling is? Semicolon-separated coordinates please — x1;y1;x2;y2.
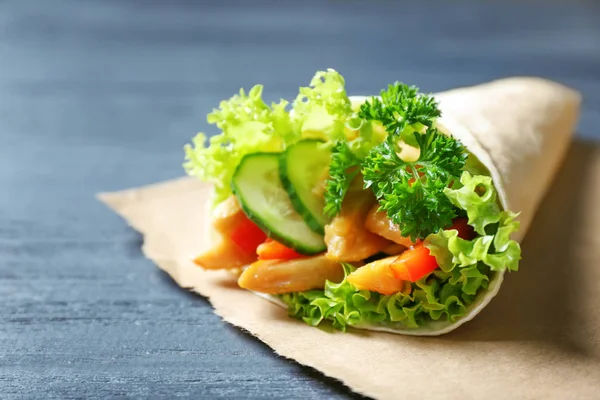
185;69;522;331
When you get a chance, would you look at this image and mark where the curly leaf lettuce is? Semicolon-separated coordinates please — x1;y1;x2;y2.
444;171;505;235
279;262;489;331
426;171;521;273
183;69;356;205
183;85;294;204
281;171;521;331
292;69;353;141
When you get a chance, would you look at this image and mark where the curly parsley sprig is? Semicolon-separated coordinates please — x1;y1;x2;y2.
323;82;468;241
362;126;467;241
324;141;362;218
358;83;441;142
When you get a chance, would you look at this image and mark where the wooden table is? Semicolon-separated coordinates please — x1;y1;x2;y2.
2;1;599;398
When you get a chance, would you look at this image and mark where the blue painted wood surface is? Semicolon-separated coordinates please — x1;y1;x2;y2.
1;1;599;398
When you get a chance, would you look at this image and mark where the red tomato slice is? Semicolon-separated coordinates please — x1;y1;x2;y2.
448;217;475;240
229;217;268;254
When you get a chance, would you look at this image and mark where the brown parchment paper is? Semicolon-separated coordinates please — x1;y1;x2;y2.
98;84;600;399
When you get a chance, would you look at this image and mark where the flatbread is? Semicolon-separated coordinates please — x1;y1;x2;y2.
253;78;581;335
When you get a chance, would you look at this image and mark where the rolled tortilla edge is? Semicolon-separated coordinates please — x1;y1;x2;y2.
200;85;560;336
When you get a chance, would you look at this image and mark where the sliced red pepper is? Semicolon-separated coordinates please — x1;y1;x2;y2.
257;238;304;261
390;243;439;282
229;217;268;255
389;217;476;282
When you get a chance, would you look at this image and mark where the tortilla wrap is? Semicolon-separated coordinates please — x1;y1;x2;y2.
204;77;581;335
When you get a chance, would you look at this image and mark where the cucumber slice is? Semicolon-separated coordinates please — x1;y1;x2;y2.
280;139;331;234
231;152;326;255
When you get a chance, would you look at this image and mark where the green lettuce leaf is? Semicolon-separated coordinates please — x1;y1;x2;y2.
281;170;521;331
279;263;487;331
291;69;353;141
426;171;521;273
444;171;503;235
183;69;357;205
183;85;295;204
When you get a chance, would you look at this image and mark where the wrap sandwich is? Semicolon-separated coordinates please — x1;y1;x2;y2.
184;70;580;335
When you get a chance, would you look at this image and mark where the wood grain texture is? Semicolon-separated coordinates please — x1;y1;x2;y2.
0;0;599;398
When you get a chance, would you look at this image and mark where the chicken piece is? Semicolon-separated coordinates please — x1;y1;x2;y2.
381;242;407;256
193;195;260;270
364;205;417;248
348;243;439;294
347;257;412;295
237;255;344;294
211;195;246;234
324;177;392;262
194;240;257;270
